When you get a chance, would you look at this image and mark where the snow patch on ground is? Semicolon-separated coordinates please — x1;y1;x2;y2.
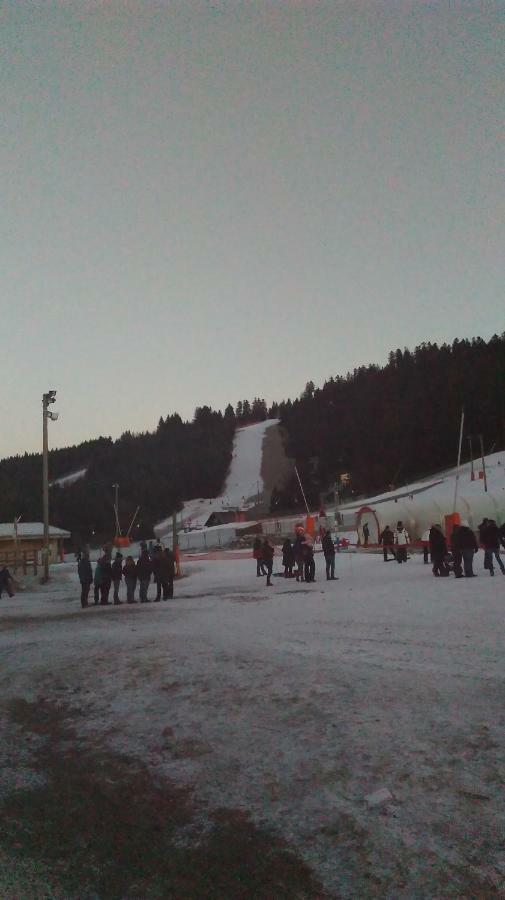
1;552;504;895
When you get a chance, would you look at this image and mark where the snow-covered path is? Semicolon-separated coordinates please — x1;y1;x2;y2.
1;553;504;896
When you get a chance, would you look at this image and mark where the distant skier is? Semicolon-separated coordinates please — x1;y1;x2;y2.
281;538;295;578
380;525;396;562
429;525;449;576
394;521;410;564
321;529;336;580
262;538;275;586
77;550;93;608
111;551;123;604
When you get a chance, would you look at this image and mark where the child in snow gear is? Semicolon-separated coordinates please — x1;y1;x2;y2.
281;538;295;577
123;556;138;603
262;538;275;586
321;529;336;580
77;551;93;608
394;522;410;563
111;552;123;604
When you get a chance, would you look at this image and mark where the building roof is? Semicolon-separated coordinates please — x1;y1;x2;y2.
0;522;71;539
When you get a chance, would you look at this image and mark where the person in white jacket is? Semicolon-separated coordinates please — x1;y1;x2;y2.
394;521;410;563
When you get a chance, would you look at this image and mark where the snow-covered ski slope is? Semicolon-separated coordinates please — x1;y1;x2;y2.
155;419;280;535
50;468;87;488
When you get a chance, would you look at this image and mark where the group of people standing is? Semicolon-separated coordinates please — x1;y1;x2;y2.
77;542;175;609
253;526;338;586
379;522;410;563
428;518;505;579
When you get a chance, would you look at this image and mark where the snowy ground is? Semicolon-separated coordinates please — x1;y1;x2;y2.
1;553;504;897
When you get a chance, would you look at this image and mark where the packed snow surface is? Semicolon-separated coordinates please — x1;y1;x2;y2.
156;419;280;534
2;551;504;896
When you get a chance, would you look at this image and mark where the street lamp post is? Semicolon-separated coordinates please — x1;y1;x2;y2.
42;390;58;582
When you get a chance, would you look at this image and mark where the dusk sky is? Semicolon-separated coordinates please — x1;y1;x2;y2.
1;1;503;458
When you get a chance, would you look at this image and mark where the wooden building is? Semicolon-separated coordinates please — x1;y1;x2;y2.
0;522;70;571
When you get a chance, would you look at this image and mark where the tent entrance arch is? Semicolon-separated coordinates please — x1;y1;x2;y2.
357;506;381;544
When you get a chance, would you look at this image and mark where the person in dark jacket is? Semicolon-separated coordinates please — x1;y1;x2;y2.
303;536;316;583
99;552;113;604
77;550;93;608
93;558;102;605
481;520;505;576
253;536;266;576
293;527;305;582
281;538;295;577
362;522;370;547
123;556;137;603
151;546;164;601
111;551;123;604
262;538;275;586
321;530;336;580
429;525;449;576
380;526;396;562
499;522;505;550
159;548;175;599
0;566;14;599
477;519;489;545
136;549;152;601
451;522;478;577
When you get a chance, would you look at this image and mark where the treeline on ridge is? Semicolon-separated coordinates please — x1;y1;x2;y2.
277;335;505;506
0;334;503;541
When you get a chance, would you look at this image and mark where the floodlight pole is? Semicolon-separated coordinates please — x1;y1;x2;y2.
42;396;50;582
42;390;57;582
